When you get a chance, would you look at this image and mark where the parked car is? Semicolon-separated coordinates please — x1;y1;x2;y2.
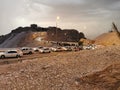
51;47;63;52
21;47;34;54
83;45;96;50
32;47;39;52
0;49;23;58
38;46;43;49
62;46;72;51
39;47;51;53
71;46;82;51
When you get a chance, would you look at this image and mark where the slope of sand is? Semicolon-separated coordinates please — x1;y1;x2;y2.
95;31;120;46
0;46;119;90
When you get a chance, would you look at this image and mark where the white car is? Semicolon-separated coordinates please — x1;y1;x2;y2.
38;46;43;49
83;45;95;50
32;47;39;52
39;47;51;53
51;47;63;52
0;49;23;58
21;47;34;54
61;46;72;51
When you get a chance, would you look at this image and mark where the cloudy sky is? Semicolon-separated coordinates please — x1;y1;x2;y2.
1;0;120;39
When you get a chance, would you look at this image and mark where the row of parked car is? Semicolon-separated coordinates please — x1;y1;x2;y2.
0;46;82;59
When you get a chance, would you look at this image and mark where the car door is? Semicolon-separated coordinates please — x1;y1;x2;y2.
5;51;12;57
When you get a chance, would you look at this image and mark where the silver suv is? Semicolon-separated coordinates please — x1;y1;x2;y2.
21;47;34;55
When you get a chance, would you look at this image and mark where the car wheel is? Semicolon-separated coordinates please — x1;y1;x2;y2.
29;52;32;54
16;55;20;58
1;55;5;59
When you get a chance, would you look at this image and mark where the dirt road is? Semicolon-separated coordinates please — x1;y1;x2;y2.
0;52;68;65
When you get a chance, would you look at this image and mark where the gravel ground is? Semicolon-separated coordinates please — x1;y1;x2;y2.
0;46;120;90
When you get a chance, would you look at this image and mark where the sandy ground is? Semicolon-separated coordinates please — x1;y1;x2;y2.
0;46;120;90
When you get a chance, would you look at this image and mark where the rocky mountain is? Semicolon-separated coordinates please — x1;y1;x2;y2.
0;24;85;48
47;27;85;42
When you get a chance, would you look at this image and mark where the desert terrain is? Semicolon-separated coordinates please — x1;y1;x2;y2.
1;0;120;89
0;45;119;90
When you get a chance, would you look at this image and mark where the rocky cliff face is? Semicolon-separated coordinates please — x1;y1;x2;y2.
0;24;85;48
47;27;85;42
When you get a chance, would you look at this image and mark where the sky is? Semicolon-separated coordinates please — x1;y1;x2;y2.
0;0;120;39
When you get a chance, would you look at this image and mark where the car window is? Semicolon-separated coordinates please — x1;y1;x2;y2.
8;51;17;53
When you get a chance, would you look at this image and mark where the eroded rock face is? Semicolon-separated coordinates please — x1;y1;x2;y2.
47;27;85;42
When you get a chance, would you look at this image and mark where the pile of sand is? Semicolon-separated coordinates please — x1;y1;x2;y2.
95;31;120;46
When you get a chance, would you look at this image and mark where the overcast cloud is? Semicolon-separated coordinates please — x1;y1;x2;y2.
0;0;120;39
